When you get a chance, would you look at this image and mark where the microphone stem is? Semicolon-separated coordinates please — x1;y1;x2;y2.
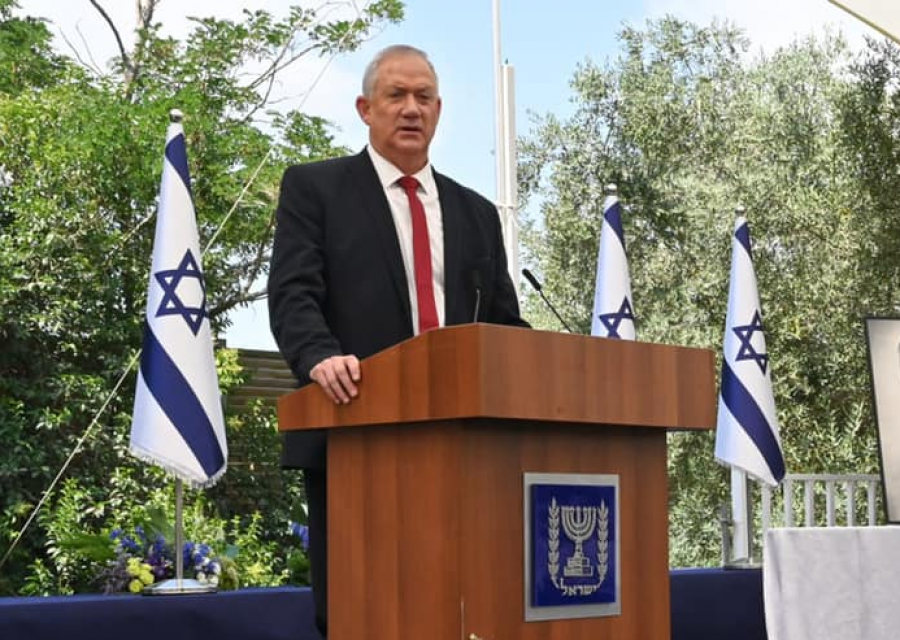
539;291;574;333
521;268;575;333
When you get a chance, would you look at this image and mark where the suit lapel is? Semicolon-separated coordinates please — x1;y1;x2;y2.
346;151;412;329
435;170;464;325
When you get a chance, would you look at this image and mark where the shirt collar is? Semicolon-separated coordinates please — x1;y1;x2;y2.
366;145;436;195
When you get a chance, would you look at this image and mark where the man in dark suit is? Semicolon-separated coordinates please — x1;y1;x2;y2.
268;44;528;637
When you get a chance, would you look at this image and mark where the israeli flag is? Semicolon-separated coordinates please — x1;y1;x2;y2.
715;216;785;486
591;191;636;339
130;114;227;488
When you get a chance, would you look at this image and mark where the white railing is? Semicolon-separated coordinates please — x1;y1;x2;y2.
759;473;880;533
723;473;881;565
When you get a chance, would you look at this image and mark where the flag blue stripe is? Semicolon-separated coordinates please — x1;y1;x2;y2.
165;134;193;198
140;323;224;477
735;221;752;259
721;360;785;481
604;201;626;249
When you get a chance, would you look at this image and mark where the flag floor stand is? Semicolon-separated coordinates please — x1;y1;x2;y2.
723;558;761;570
720;470;761;570
144;577;216;595
143;479;217;596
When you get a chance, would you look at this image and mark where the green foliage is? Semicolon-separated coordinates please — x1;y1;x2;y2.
210;349;306;536
21;477;305;595
520;18;893;566
0;1;402;593
0;0;72;93
210;399;306;527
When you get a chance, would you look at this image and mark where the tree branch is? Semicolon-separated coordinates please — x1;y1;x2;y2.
88;0;131;75
58;28;104;76
208;211;276;320
208;288;269;320
126;0;161;97
244;211;277;286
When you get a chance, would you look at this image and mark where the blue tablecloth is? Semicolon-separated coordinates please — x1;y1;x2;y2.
0;586;323;640
670;567;766;640
0;569;765;640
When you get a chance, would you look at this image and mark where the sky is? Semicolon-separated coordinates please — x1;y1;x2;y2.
18;0;881;351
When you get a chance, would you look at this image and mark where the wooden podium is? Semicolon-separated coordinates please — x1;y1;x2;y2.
278;324;715;640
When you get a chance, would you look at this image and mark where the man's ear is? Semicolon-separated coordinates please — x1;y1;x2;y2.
355;96;371;125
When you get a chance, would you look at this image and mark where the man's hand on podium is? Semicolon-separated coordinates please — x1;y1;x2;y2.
310;354;360;404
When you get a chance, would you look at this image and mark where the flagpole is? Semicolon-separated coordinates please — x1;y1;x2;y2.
729;468;752;564
175;478;184;581
146;478;214;594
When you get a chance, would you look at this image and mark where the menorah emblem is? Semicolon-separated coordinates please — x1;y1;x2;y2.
546;496;610;597
561;505;597;578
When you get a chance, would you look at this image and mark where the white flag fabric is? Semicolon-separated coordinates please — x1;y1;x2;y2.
130;119;227;488
591;193;636;339
715;216;785;486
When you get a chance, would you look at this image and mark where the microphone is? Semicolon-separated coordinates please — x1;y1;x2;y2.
470;269;483;323
521;268;574;333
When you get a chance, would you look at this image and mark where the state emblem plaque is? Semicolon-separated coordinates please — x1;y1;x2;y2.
523;473;621;621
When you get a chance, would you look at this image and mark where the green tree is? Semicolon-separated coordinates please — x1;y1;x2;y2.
0;0;70;93
0;0;402;593
838;38;900;312
520;18;887;566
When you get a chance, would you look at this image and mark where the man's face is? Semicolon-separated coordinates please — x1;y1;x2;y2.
356;53;442;174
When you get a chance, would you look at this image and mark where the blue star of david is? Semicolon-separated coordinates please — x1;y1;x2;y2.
597;297;634;339
154;249;208;336
733;309;769;374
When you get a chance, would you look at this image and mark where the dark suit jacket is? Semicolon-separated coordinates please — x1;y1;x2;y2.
268;150;528;468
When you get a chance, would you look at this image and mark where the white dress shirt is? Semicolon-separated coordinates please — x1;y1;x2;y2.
366;145;445;333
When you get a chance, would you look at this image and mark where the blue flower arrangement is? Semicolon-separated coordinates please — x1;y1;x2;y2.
288;521;309;551
285;520;311;585
100;526;223;593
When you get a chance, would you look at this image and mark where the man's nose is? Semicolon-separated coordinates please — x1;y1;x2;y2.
399;94;420;115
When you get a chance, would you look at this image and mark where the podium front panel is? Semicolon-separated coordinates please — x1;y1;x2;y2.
460;421;669;640
326;419;669;640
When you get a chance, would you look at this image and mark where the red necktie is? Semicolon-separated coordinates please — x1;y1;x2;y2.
398;175;439;333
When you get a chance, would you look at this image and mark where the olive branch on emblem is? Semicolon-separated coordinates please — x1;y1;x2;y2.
596;500;609;585
548;497;560;579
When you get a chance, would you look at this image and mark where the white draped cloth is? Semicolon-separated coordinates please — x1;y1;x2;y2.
764;526;900;640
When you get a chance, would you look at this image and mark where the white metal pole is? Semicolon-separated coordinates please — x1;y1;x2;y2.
492;0;521;294
145;477;215;594
730;468;751;562
175;478;184;582
501;64;519;294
